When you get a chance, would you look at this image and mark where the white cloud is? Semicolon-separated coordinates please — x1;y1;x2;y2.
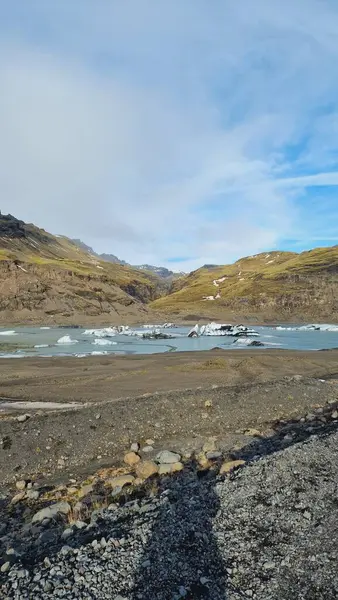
1;1;338;272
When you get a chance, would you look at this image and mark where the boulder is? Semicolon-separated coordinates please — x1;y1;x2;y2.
124;452;141;466
156;450;181;464
32;501;71;524
220;459;246;475
135;461;158;480
105;475;135;490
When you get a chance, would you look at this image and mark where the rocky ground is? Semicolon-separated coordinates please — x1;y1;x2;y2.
1;352;338;599
1;413;338;599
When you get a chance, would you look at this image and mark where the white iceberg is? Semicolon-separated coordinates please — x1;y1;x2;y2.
92;338;117;346
34;344;49;348
188;322;259;337
276;324;338;332
0;330;17;336
91;350;109;356
40;327;51;330
57;335;78;345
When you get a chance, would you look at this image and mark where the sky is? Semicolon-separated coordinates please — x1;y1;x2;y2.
1;1;338;272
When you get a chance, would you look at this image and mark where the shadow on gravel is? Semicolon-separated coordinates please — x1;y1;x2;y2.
130;458;228;600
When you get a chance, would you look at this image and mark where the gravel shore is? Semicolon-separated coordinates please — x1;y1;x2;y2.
2;423;338;599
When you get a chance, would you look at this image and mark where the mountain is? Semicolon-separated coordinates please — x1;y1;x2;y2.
0;213;164;325
151;247;338;323
71;240;176;277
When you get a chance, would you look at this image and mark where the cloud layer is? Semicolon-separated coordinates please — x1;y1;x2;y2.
1;1;338;271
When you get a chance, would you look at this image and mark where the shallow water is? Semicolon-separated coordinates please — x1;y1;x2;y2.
0;323;338;358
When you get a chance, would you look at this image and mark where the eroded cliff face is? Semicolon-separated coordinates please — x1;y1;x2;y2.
0;261;160;325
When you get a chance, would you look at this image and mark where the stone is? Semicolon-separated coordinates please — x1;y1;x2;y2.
26;489;40;500
220;459;246;475
171;462;184;473
95;413;101;420
244;428;261;437
61;528;73;540
206;451;222;460
331;410;338;419
11;492;25;505
124;452;141;466
15;480;26;491
145;439;155;445
32;501;71;524
263;562;276;570
1;561;10;573
156;450;181;464
16;414;30;423
78;483;94;498
142;446;154;453
105;475;135;489
204;399;213;408
130;442;140;452
158;463;172;475
202;438;217;454
197;452;210;468
135;460;159;480
74;520;87;529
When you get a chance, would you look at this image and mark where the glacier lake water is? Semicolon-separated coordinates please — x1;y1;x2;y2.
0;323;338;358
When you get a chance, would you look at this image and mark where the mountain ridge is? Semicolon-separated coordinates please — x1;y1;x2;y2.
71;238;180;279
0;213;165;325
151;247;338;323
0;212;337;324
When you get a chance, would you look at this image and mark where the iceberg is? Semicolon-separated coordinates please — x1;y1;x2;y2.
57;336;78;345
276;324;338;332
188;323;259;338
34;344;49;348
92;339;117;346
0;330;17;336
91;350;109;356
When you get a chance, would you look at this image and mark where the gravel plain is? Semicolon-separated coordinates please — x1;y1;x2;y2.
2;420;338;600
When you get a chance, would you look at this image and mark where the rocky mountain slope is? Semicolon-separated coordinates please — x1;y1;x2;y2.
0;214;164;325
71;239;178;279
151;247;338;322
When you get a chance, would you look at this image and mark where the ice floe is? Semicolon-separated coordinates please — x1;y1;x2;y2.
0;330;17;336
40;327;51;330
34;344;49;348
276;324;338;332
91;351;109;356
233;338;264;347
92;339;117;346
188;323;259;337
57;336;78;344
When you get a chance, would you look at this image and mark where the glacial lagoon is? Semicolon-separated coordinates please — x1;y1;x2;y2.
1;322;338;358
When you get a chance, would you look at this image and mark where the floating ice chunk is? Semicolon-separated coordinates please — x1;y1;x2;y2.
191;322;259;337
0;330;17;336
34;344;49;348
40;327;51;330
83;327;117;337
91;351;109;355
93;338;117;346
57;336;78;344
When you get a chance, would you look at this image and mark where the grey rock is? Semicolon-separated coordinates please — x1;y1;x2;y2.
61;528;73;540
156;450;181;464
26;489;40;500
142;445;154;453
131;442;140;452
206;451;222;460
16;414;30;423
32;501;71;523
1;561;10;573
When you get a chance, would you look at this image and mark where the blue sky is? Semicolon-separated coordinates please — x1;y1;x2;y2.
1;1;338;271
